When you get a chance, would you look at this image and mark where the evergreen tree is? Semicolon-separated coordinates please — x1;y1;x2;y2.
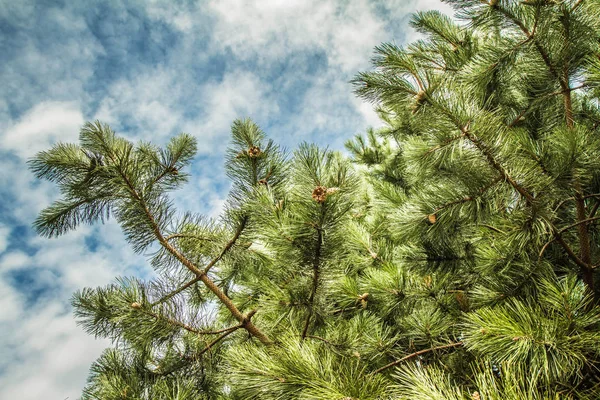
31;0;600;398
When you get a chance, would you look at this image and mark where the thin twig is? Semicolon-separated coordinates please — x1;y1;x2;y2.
301;225;323;340
307;335;344;347
371;342;464;375
150;276;203;307
204;216;248;274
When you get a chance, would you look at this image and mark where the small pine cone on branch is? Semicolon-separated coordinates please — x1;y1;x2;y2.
312;186;328;203
247;146;262;158
411;90;428;114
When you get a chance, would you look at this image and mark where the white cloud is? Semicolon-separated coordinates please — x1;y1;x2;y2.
0;221;149;400
207;0;386;72
93;68;186;141
0;297;111;400
0;225;9;255
3;102;84;159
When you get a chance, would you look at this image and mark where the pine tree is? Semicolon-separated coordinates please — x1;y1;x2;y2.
31;0;600;399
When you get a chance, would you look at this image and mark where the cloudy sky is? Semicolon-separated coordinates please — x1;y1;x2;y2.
0;0;452;398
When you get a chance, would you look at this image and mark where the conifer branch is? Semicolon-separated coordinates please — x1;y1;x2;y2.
204;216;248;274
556;217;600;237
461;129;535;204
109;154;271;344
432;177;502;214
507;84;587;128
154;325;242;377
555;235;590;270
571;0;584;12
307;335;344;348
553;193;600;213
539;217;600;263
164;233;215;242
133;305;239;336
152;217;248;306
371;341;463;375
427;100;535;204
150;276;203;307
495;5;559;79
589;199;600;219
574;193;594;289
424;133;465;155
301;225;323;340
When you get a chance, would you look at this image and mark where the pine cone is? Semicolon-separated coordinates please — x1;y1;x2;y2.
312;186;328;203
427;214;437;224
411;90;427;114
247;146;262;158
131;302;142;309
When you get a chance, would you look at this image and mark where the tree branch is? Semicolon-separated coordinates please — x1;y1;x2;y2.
371;341;464;375
150;276;203;307
109;153;271;344
301;225;323;340
134;305;240;336
204;216;248;274
432;177;502;215
153;324;242;377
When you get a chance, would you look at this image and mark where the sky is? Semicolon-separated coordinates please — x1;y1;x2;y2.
0;0;452;398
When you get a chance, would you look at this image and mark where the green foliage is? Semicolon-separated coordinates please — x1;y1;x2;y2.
30;0;600;398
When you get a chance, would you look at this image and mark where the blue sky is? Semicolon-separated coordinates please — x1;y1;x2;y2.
0;0;451;398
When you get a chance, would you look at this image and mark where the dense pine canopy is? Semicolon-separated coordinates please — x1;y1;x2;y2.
31;0;600;398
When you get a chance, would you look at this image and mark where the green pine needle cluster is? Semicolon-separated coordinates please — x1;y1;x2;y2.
31;0;600;398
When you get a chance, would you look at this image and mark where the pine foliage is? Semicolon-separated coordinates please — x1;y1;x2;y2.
31;0;600;398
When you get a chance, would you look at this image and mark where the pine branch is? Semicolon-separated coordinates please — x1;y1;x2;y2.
554;216;600;238
539;217;600;264
461;128;535;204
589;199;600;218
556;235;591;272
132;304;238;336
150;276;202;307
424;133;465;155
306;335;344;348
427;99;536;204
164;233;215;242
152;218;248;306
553;193;600;213
107;151;271;344
371;342;463;375
432;177;502;215
574;192;594;291
154;324;243;377
507;84;588;128
204;216;248;274
495;5;559;79
301;225;323;340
